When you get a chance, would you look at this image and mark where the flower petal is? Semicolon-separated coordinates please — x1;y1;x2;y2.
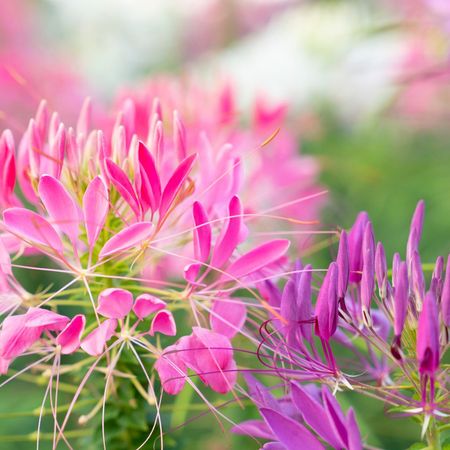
150;310;176;336
99;222;153;259
3;208;64;254
221;239;290;282
38;175;80;245
97;288;133;319
155;344;186;395
56;314;86;354
105;159;141;217
133;294;166;320
211;196;243;268
159;153;197;218
80;319;117;356
210;299;246;338
192;201;211;263
260;408;325;450
83;176;109;250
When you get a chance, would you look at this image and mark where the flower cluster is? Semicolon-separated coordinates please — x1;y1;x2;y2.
251;200;448;448
0;83;324;447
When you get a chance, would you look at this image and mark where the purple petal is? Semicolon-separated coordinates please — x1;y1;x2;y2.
337;230;349;299
260;408;325;450
291;382;344;448
441;255;450;327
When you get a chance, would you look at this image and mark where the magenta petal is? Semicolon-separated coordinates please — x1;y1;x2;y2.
138;142;161;212
83;176;109;250
133;294;166;320
211;196;243;268
56;314;86;354
184;263;201;285
221;239;290;282
97;288;133;319
150;310;176;336
181;327;237;393
105;159;141;217
80;319;117;356
192;201;211;263
24;308;69;330
155;344;186;395
0;130;16;205
159;153;197;218
417;291;440;375
99;222;153;259
3;208;64;254
260;408;325;450
0;315;42;359
38;175;80;245
210;299;246;338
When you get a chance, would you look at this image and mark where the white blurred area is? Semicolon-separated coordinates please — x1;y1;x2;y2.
42;0;410;121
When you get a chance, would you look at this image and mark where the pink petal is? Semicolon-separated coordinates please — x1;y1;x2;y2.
83;176;109;250
210;299;247;338
24;308;69;330
105;159;141;218
80;319;117;356
173;111;186;161
159;153;197;218
0;314;42;359
155;344;186;395
76;97;92;137
137;141;161;213
183;263;203;285
0;235;12;277
3;208;64;255
3;208;63;254
99;221;153;259
221;239;290;282
192;202;211;263
56;314;86;354
97;288;133;319
44;123;65;179
150;310;176;336
133;294;166;320
211;196;243;268
180;327;237;393
38;175;80;245
0;130;16;204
